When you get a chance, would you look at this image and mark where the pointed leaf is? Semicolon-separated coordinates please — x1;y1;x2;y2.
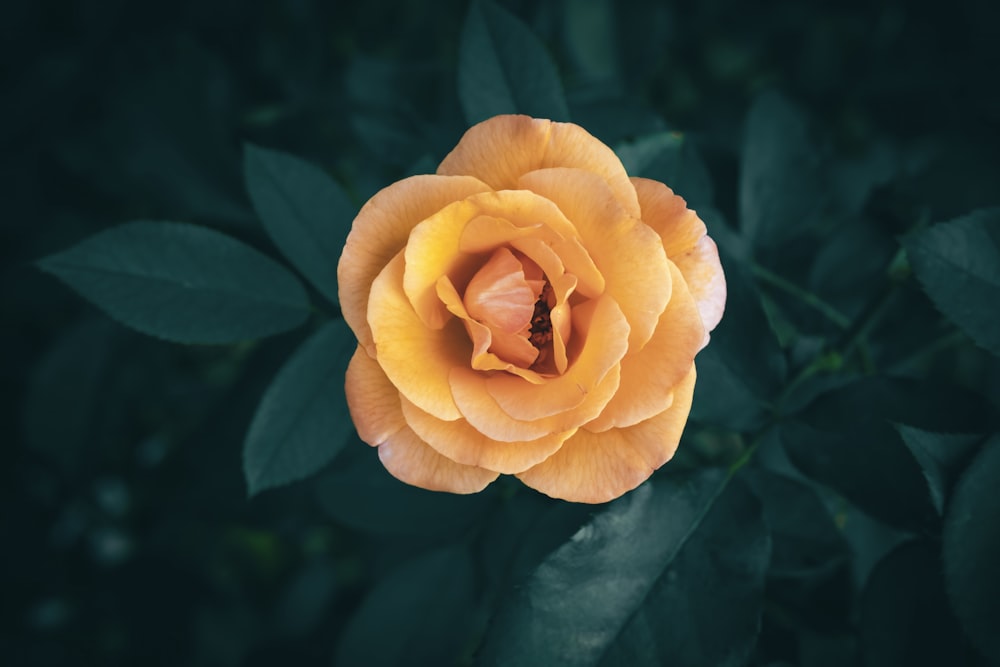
903;208;1000;358
943;434;1000;663
458;0;569;125
38;221;310;343
244;144;354;305
243;320;355;495
894;425;984;515
479;470;770;666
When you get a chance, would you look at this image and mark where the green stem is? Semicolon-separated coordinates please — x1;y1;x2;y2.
752;263;851;330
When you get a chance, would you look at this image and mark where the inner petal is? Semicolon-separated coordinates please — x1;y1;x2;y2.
463;246;543;335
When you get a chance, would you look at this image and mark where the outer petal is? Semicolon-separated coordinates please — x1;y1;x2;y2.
344;346;408;446
672;236;726;334
632;177;726;333
437;115;640;218
378;426;499;494
368;252;467;421
399;397;573;474
517;365;697;503
450;364;622;442
338;174;491;355
586;262;704;431
519;168;671;350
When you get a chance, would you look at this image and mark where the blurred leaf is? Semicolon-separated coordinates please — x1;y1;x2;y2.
458;0;570;125
782;377;994;532
894;425;984;515
243;144;354;305
479;470;770;666
334;545;478;667
860;541;970;667
243;320;355;496
615;131;714;210
739;92;829;249
903;208;1000;358
271;560;337;640
690;221;787;431
943;434;1000;664
314;445;499;537
21;318;117;471
38;222;311;344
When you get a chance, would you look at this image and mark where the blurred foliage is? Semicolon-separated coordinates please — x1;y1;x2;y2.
4;0;1000;665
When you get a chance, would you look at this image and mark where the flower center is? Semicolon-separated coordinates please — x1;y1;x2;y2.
529;283;554;349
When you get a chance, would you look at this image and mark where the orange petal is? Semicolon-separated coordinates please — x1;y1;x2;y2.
484;294;629;421
450;357;622;443
437;115;640;218
672;236;726;335
586;262;705;431
368;252;468;420
403;189;577;330
519;168;671;350
344;346;407;446
631;177;707;260
377;426;499;493
400;397;573;474
517;365;697;503
339;174;491;355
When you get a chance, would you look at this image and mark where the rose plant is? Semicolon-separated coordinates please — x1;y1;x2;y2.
338;114;726;503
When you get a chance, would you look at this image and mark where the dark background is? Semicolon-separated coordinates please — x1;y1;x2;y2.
3;0;1000;665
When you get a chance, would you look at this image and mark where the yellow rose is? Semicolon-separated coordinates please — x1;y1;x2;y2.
337;115;726;503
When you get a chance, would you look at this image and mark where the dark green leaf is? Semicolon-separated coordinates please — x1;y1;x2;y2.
903;208;1000;358
458;0;569;125
782;377;994;531
894;425;984;515
860;541;971;667
314;444;499;537
479;470;770;667
243;144;354;305
615;131;714;210
243;320;355;496
37;221;311;344
739;92;829;248
334;546;479;667
943;434;1000;663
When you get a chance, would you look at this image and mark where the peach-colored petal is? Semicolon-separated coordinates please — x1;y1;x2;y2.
368;252;468;420
630;177;707;258
338;175;491;355
450;363;622;442
632;177;726;334
437;276;544;380
672;236;726;334
344;346;407;446
519;168;671;350
438;115;640;218
517;365;697;503
403;189;579;330
463;247;539;334
399;397;573;474
586;262;704;431
484;295;629;421
377;426;499;493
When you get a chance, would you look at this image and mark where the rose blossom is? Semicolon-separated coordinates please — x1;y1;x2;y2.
337;115;725;503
